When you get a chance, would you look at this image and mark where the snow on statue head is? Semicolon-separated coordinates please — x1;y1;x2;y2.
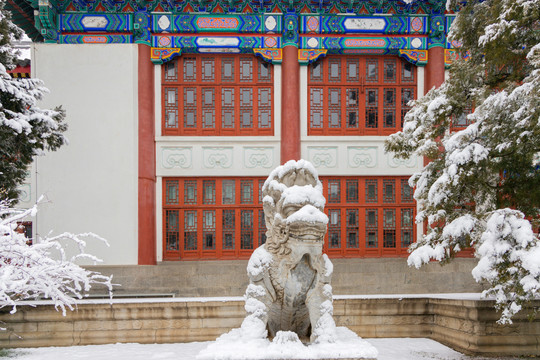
245;159;336;344
263;159;328;257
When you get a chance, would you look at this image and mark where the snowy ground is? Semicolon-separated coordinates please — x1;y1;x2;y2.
0;338;529;360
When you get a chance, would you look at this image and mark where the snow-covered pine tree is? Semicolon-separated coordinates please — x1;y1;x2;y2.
0;1;66;202
0;2;111;323
385;0;540;323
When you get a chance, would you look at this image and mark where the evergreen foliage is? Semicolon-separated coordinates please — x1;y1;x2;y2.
385;0;540;323
0;1;66;202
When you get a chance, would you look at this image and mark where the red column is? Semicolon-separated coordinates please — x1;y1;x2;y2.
138;44;156;265
280;46;301;163
425;46;445;92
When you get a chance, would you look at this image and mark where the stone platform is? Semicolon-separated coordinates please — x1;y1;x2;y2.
1;295;539;357
85;258;484;298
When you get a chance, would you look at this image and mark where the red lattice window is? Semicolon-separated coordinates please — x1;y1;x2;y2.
321;176;416;257
163;176;417;260
308;56;417;135
346;209;359;248
163;178;266;260
162;55;273;136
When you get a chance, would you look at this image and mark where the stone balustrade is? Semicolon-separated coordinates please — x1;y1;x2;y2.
1;296;538;356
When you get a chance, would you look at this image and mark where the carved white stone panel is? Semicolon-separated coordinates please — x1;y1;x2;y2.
203;147;233;168
157;15;171;30
196;37;240;47
265;16;277;31
344;18;386;31
244;147;274;168
199;48;241;53
388;155;417;168
411;37;422;49
308;147;337;168
348;147;377;168
307;37;319;48
81;16;108;29
162;147;192;169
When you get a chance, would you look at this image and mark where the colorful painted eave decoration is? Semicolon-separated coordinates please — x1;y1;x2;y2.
29;0;457;66
151;47;182;64
300;14;428;35
41;0;447;16
299;35;427;51
151;34;283;52
151;14;282;33
57;13;429;36
59;14;132;32
298;49;327;64
61;34;133;43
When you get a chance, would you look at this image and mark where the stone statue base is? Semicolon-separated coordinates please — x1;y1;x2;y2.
197;326;378;360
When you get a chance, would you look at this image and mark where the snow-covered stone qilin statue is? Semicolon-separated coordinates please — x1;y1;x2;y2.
245;159;336;343
197;160;378;359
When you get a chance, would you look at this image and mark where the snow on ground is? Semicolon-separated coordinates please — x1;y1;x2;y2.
8;293;488;307
197;327;377;360
0;338;523;360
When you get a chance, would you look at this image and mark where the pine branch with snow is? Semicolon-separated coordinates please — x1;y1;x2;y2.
0;199;113;318
0;1;67;201
385;0;540;323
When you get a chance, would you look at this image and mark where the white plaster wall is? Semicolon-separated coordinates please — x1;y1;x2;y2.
32;44;139;265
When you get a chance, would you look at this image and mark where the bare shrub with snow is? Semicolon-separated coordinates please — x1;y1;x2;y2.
385;0;540;324
0;200;113;322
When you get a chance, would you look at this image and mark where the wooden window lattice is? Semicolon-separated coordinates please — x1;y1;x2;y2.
401;208;414;248
164;88;178;129
162;55;273;136
241;210;254;249
203;210;216;250
222;209;235;250
401;179;413;203
165;180;179;205
241;180;254;204
366;208;378;248
202;58;215;82
383;209;396;248
163;177;416;260
184;210;197;251
383;179;395;203
183;57;196;82
165;210;179;251
164;61;177;82
346;209;359;248
383;59;396;83
346;179;358;203
308;56;416;135
383;88;396;128
328;209;341;248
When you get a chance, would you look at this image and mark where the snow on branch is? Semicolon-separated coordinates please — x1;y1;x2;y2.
472;209;540;324
0;200;113;317
386;0;540;324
